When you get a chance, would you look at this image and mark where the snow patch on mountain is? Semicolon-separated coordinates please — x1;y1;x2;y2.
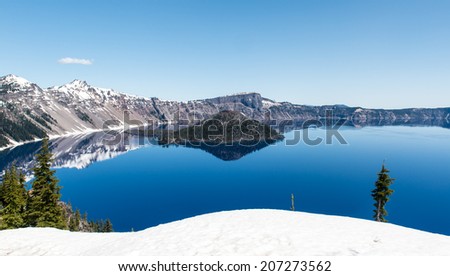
2;74;31;86
262;99;281;108
0;74;42;94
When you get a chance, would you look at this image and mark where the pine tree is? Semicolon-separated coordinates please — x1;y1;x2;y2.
0;165;28;229
0;169;8;208
97;219;105;232
89;221;97;232
68;209;82;231
104;218;113;232
290;193;295;211
372;164;395;222
26;138;66;229
75;209;81;229
0;174;4;208
69;216;76;231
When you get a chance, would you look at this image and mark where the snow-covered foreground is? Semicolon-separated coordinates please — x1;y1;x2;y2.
1;209;449;256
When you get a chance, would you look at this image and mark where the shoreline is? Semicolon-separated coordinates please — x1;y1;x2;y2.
0;124;145;152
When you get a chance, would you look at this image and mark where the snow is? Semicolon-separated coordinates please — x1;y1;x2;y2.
64;79;89;89
78;90;92;100
0;209;449;256
52;148;136;170
50;79;149;104
2;74;31;86
233;92;258;96
262;99;281;108
55;81;91;100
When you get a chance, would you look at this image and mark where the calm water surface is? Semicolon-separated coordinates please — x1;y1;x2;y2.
1;126;450;234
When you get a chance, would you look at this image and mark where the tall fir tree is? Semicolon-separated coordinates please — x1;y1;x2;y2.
26;138;66;229
68;216;77;231
290;193;295;211
0;169;7;208
104;218;113;232
69;209;81;231
89;221;97;232
0;165;28;229
75;209;81;229
371;164;395;222
0;175;4;208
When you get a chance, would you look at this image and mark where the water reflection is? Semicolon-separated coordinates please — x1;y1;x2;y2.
1;117;450;175
0;131;144;178
0;130;277;175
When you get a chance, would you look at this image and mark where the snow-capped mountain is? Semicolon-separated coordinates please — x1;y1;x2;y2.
1;74;450;148
0;74;43;94
0;75;269;148
0;75;162;148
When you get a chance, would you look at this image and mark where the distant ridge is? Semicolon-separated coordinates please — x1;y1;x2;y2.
1;74;449;148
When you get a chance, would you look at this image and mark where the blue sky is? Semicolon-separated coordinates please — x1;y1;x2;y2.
1;0;449;108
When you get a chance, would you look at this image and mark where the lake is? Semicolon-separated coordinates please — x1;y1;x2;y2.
1;126;450;234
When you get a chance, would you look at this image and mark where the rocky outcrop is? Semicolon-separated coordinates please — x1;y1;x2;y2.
158;110;284;144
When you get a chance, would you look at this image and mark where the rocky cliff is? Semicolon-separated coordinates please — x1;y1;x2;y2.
1;74;449;148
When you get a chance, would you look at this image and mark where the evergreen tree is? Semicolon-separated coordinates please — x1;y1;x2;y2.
290;193;295;211
0;175;4;208
89;221;97;232
104;218;113;232
97;219;105;232
75;209;81;230
0;165;28;229
372;164;395;222
68;216;76;231
0;169;8;208
68;209;82;231
26;138;66;229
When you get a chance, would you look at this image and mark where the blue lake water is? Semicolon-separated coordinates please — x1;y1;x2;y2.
2;126;450;234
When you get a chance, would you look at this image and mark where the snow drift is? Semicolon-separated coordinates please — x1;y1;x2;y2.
1;209;449;256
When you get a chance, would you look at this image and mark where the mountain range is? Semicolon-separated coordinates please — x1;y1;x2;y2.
1;74;449;148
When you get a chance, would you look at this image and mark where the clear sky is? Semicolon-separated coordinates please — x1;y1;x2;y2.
1;0;449;108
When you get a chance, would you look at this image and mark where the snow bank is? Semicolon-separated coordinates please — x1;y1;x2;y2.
1;209;449;256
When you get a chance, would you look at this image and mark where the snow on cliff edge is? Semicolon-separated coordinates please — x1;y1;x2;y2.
1;209;449;256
